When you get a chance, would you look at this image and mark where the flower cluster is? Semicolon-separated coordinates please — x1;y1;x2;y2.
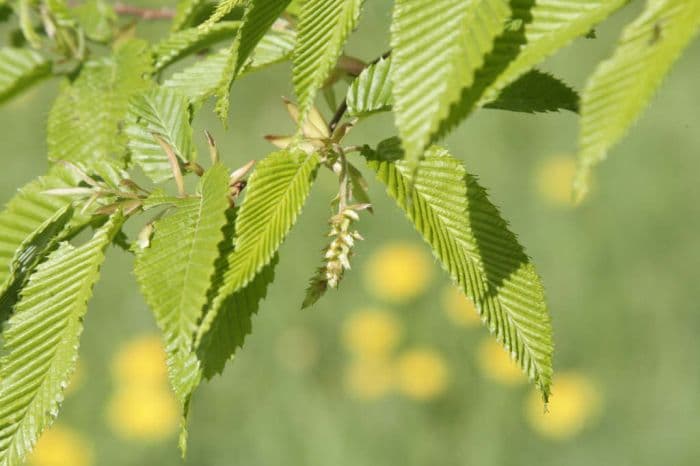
303;204;368;307
324;206;366;288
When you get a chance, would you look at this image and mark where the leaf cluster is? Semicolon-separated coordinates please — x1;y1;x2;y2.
0;0;697;464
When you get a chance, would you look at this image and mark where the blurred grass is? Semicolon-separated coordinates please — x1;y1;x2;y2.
2;1;700;465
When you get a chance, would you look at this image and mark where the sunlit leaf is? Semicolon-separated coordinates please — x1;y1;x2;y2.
575;0;700;201
0;214;123;466
364;139;553;399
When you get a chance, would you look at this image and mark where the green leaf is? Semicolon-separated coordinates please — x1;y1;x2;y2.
0;47;51;105
483;69;579;114
196;150;318;341
347;60;578;117
196;259;276;379
247;27;296;70
437;0;627;141
163;29;296;103
214;0;292;121
346;56;391;117
301;268;327;310
389;0;511;166
0;166;87;295
574;0;700;201
18;0;41;48
0;4;12;23
202;0;245;29
125;87;196;183
292;0;363;127
163;49;230;103
0;161;127;326
134;164;231;404
153;21;240;71
177;208;278;452
0;205;73;327
0;213;122;466
364;138;553;399
172;0;209;30
72;0;116;43
195;206;278;378
47;39;153;165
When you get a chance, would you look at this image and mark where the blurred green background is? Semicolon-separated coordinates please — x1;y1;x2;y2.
2;1;700;465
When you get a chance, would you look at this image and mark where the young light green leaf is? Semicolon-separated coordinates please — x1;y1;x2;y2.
364;138;553;400
436;0;627;141
214;0;292;121
18;0;41;48
201;0;245;29
134;164;231;404
72;0;116;43
0;166;90;294
346;56;391;117
247;27;296;70
196;150;319;340
0;47;51;105
483;70;579;114
164;49;230;103
47;39;152;165
125;87;196;183
153;21;240;71
0;213;123;466
292;0;363;127
0;205;73;325
163;29;296;103
574;0;700;201
390;0;511;166
172;0;209;31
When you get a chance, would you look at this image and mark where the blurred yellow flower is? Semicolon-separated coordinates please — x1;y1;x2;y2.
364;243;433;302
344;359;394;400
111;335;168;387
395;348;449;400
441;286;480;327
107;385;179;441
28;425;93;466
342;309;402;359
525;372;602;439
535;154;577;206
477;338;526;385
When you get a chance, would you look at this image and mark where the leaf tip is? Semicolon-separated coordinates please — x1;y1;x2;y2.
572;164;592;205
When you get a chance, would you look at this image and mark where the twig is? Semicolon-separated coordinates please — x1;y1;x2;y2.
328;50;392;132
328;101;348;134
337;149;350;212
113;2;175;20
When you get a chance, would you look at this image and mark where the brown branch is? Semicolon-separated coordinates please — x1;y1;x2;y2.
113;2;175;20
328;50;392;133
